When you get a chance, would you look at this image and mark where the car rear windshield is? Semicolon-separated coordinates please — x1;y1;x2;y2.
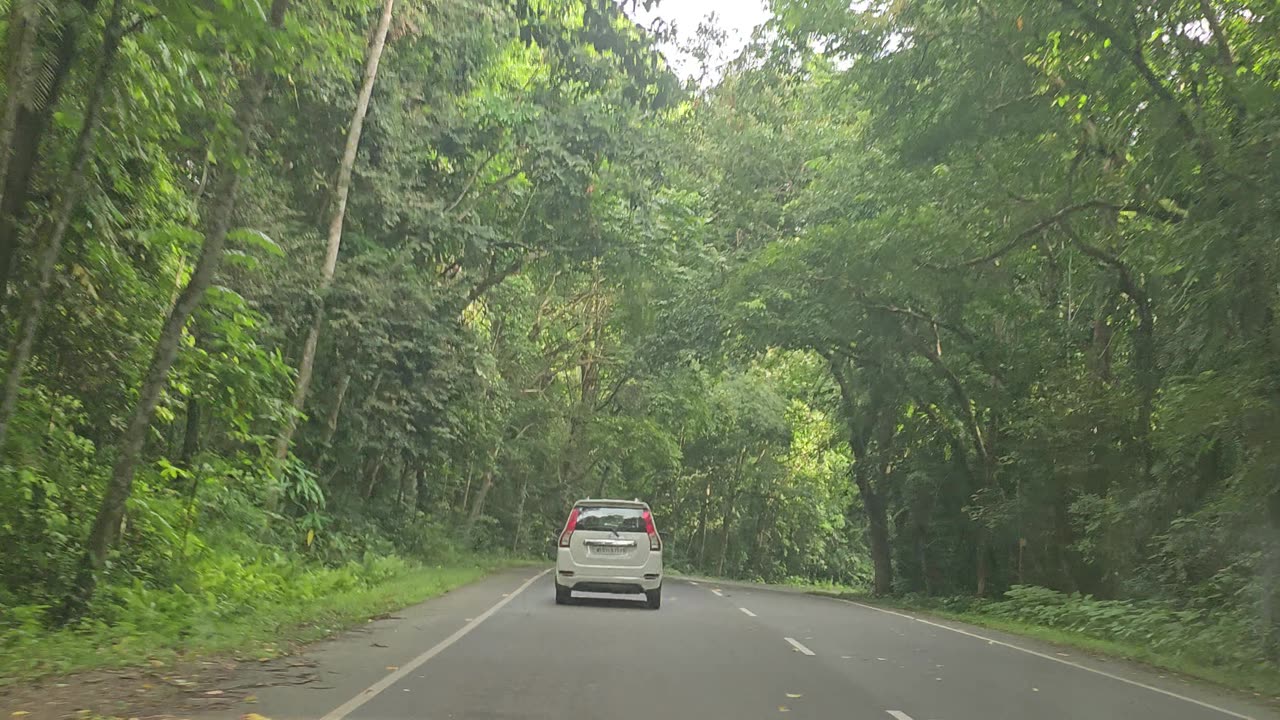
573;506;647;533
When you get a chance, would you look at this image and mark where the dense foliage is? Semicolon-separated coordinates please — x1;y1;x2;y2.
1;0;1277;680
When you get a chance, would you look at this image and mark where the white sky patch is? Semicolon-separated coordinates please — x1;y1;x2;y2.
625;0;772;82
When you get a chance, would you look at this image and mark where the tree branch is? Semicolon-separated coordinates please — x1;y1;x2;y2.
856;295;979;346
464;250;545;306
1198;0;1235;69
444;147;501;214
1059;0;1200;147
938;198;1179;269
945;199;1117;268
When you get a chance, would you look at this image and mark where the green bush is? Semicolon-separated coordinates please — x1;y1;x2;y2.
982;585;1269;671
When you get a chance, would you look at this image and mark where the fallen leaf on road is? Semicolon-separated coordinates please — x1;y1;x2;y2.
12;711;31;717
876;657;886;661
778;706;790;713
245;695;259;703
371;642;388;648
786;694;802;699
204;690;225;696
385;666;398;671
1032;688;1040;692
241;714;271;720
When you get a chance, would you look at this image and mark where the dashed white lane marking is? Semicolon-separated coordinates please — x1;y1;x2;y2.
784;637;815;656
319;568;551;720
886;712;914;720
837;599;1255;720
711;588;724;597
739;607;757;617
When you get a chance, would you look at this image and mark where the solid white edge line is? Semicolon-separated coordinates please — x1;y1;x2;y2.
834;598;1254;720
886;711;914;720
784;636;816;656
739;607;757;617
319;568;551;720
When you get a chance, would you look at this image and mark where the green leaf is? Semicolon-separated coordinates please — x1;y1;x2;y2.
228;228;285;257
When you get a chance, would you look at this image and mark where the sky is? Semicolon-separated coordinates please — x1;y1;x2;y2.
626;0;773;81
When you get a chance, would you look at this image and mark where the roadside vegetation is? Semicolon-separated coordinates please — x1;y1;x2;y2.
1;0;1279;700
827;586;1280;698
1;557;507;684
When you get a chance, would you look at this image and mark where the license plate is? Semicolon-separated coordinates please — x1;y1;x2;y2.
592;546;627;555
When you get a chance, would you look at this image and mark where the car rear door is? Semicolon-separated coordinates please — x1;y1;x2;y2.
569;504;651;570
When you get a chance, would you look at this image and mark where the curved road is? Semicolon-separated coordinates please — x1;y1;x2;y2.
231;566;1278;720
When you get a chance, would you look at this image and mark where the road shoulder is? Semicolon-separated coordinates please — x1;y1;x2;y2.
0;564;547;720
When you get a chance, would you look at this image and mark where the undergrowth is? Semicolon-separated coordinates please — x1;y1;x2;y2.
835;585;1280;698
0;555;521;684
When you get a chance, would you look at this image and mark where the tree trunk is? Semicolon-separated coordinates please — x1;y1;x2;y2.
274;0;394;464
717;490;736;577
363;460;384;500
460;459;474;512
826;354;896;595
854;464;894;596
749;496;770;575
321;372;352;445
558;275;605;490
976;531;990;597
0;0;125;449
401;467;420;514
0;0;100;307
0;0;44;217
511;473;529;554
179;396;201;466
696;476;712;569
465;445;501;535
61;0;291;622
467;472;495;526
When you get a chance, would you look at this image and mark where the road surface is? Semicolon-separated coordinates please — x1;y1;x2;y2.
228;566;1277;720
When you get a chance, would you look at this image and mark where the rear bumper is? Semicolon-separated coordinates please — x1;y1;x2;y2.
556;549;662;592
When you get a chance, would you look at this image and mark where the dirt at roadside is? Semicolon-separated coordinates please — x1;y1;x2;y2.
0;654;320;720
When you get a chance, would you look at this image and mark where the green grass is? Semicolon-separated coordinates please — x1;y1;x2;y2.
820;592;1280;700
1;556;534;685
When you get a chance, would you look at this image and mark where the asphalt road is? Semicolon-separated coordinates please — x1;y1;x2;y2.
231;567;1278;720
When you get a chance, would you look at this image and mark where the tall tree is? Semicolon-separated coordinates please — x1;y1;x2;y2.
0;0;130;448
273;0;395;466
67;0;293;616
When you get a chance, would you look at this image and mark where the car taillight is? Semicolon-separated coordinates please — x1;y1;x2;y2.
642;510;661;551
558;507;580;548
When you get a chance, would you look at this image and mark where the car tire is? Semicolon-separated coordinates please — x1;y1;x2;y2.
555;582;572;605
645;585;661;610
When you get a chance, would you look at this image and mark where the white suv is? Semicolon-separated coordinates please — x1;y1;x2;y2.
554;499;663;609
